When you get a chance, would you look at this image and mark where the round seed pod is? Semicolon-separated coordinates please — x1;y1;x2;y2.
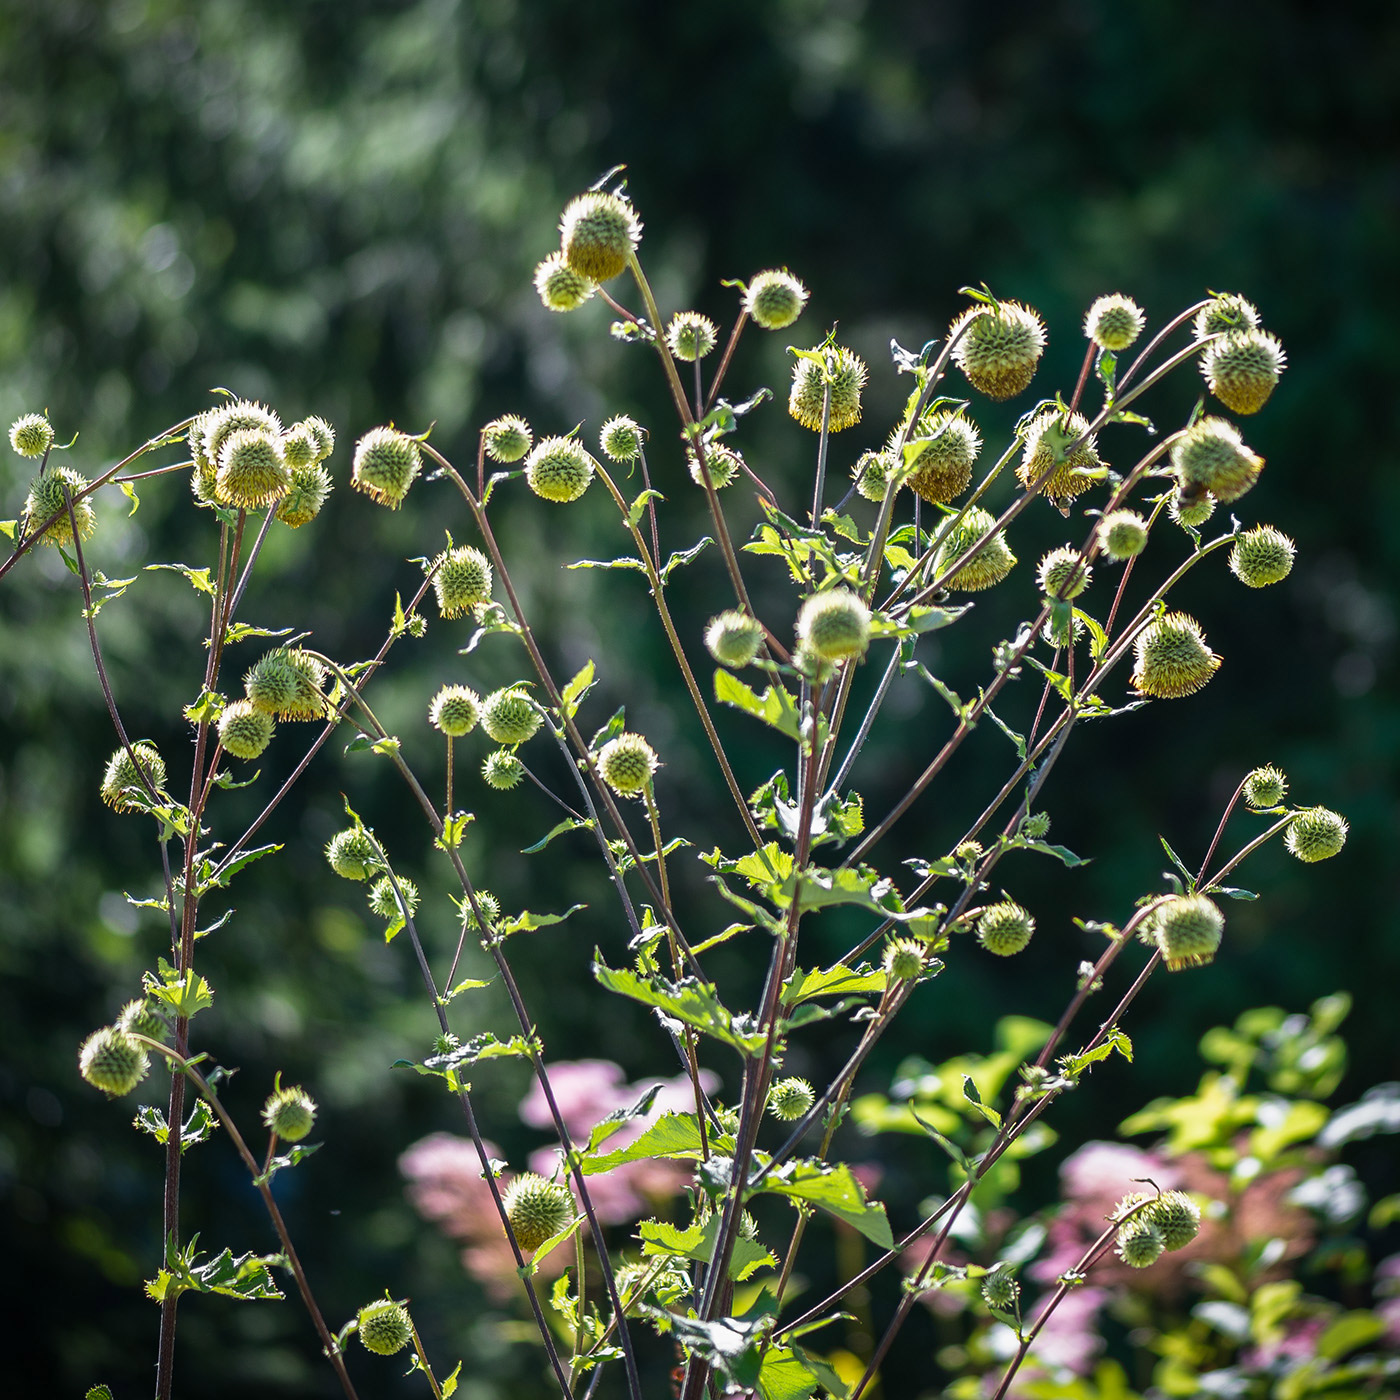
218;699;274;760
560;191;642;282
883;937;925;982
483;415;533;463
1116;1216;1167;1269
666;311;718;362
216;428;290;510
853;449;895;502
597;732;658;797
1243;765;1288;809
281;421;322;471
533;251;597;312
262;1085;317;1142
434;545;493;617
599;415;644;463
483;749;525;790
1131;612;1220;699
1229;526;1295;588
1169;491;1217;529
981;1270;1020;1311
525;436;595;503
1152;893;1225;970
1097;509;1149;561
1147;1190;1201;1251
79;1025;150;1096
429;684;482;737
1037;547;1091;600
1202;329;1286;415
706;611;764;669
744;269;809;330
23;466;96;547
503;1172;575;1250
369;875;419;921
1017;410;1103;505
688;444;743;489
949;301;1047;400
977;901;1035;956
1084;294;1146;352
325;828;380;881
1285;807;1348;863
301;416;336;462
956;840;984;864
352;426;421;509
117;999;168;1041
768;1077;815;1122
244;649;327;720
935;506;1017;591
788;346;867;432
460;889;502;933
101;742;167;811
901;412;982;504
357;1299;412;1356
797;588;871;663
1171;418;1263;503
203;400;283;470
481;688;540;746
275;463;333;528
9;411;55;457
1021;811;1051;839
1193;293;1261;341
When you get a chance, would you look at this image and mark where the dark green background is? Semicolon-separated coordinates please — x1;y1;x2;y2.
1;1;1395;1395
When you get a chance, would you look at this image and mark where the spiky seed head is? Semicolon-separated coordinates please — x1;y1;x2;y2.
352;426;421;509
1229;526;1295;588
302;416;335;461
483;415;532;463
525;435;595;503
1098;509;1149;561
956;840;984;864
768;1077;815;1122
560;191;642;282
216;428;290;509
666;311;718;362
460;889;502;932
275;463;333;528
797;588;871;663
900;412;982;504
101;743;167;811
1116;1216;1167;1268
599;415;644;462
688;444;743;489
325;828;380;881
1021;811;1051;839
429;684;481;738
1171;418;1263;503
10;411;55;457
1202;329;1286;415
263;1085;317;1142
1285;807;1348;863
203;401;283;474
1084;294;1146;352
1042;606;1086;650
244;649;326;720
1037;547;1091;600
369;875;419;922
1169;491;1216;529
79;1025;150;1096
936;506;1017;591
1242;764;1288;810
23;466;96;546
433;545;493;617
981;1270;1020;1311
357;1299;413;1355
853;449;895;502
483;749;525;790
1018;410;1103;504
977;901;1035;956
788;346;867;432
1131;612;1220;699
481;687;540;746
281;422;321;470
744;269;809;330
883;937;925;981
117;998;167;1041
218;700;274;760
706;611;764;669
1194;293;1261;341
1147;1190;1201;1250
949;301;1047;400
1153;893;1225;971
533;250;597;312
598;732;658;797
503;1172;575;1250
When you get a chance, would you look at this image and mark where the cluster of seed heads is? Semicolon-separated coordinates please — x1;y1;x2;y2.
1114;1189;1202;1268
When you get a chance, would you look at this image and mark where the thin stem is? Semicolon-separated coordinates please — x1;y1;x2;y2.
810;380;833;525
410;1324;445;1400
704;310;749;412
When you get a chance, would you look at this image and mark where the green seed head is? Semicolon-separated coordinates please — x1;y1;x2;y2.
977;901;1035;956
1169;490;1217;530
1098;509;1149;562
768;1077;815;1122
599;415;645;463
1193;293;1261;342
1131;612;1220;699
901;411;982;504
429;684;482;738
301;415;336;462
1021;811;1051;840
244;649;327;720
705;610;764;669
981;1270;1020;1311
1037;547;1091;600
1171;417;1263;503
744;269;809;330
117;998;168;1041
1285;807;1348;863
352;426;421;509
525;436;595;503
369;875;419;922
853;449;895;502
1084;294;1146;352
216;428;290;510
533;251;597;312
481;687;540;746
281;421;322;471
503;1171;576;1250
1116;1216;1167;1269
936;506;1017;591
1229;525;1295;588
483;415;533;463
955;840;984;864
23;466;96;547
275;463;333;528
1153;893;1225;971
218;699;274;760
688;444;742;489
666;311;718;362
357;1299;413;1356
883;936;925;982
101;742;167;811
79;1025;150;1096
560;191;642;282
1202;329;1286;415
483;749;525;790
1242;764;1288;809
597;732;658;797
797;588;871;663
434;545;493;617
1018;410;1103;505
10;411;55;457
788;346;867;432
460;889;502;932
1147;1190;1201;1251
950;300;1047;400
263;1084;317;1142
202;400;283;470
325;827;380;881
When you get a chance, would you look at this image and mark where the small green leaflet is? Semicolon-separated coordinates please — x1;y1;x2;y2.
627;488;664;526
145;1237;285;1303
592;954;766;1054
561;660;596;717
714;671;802;742
134;1098;219;1153
566;554;646;573
582;1112;705;1172
86;1387;115;1400
755;1159;893;1248
522;816;592;854
662;536;712;582
1060;1026;1134;1078
781;964;885;1007
639;1217;776;1281
254;1141;322;1186
144;962;215;1020
499;903;586;936
145;561;215;596
222;622;294;646
962;1075;1001;1128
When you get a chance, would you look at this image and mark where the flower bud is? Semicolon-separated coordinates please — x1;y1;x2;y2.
481;687;540;746
666;311;718;362
977;901;1034;956
744;270;809;330
79;1025;150;1096
352;426;421;509
599;415;644;463
429;684;482;737
935;506;1017;592
706;611;764;669
483;415;532;463
1285;807;1347;863
981;1270;1020;1311
263;1084;317;1142
357;1299;412;1355
275;463;333;528
433;545;493;617
23;467;96;547
1083;294;1145;352
949;300;1047;400
560;191;642;282
883;937;924;982
853;449;895;502
1170;418;1263;503
483;749;525;790
1229;525;1295;588
767;1077;815;1122
1037;547;1091;600
597;733;658;797
244;649;327;721
1242;764;1288;809
788;346;867;432
1116;1215;1166;1269
1147;1190;1201;1250
1193;293;1261;341
687;445;743;489
534;250;596;312
503;1172;575;1250
325;827;380;881
1152;893;1224;970
369;875;419;922
525;436;595;503
101;743;167;811
1131;612;1220;699
9;411;55;457
1018;410;1103;505
1202;329;1286;415
901;411;982;505
796;588;871;663
218;699;274;760
1097;509;1149;562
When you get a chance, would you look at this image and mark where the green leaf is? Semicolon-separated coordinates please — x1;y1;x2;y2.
638;1217;776;1281
650;1304;769;1389
395;1032;534;1092
522;817;592;854
145;963;215;1020
253;1141;322;1186
757;1160;893;1247
756;1348;820;1400
566;555;646;573
145;561;215;595
190;1247;286;1301
1016;839;1089;868
662;535;714;581
691;921;754;954
781;964;885;1006
982;703;1026;758
592;954;765;1054
498;903;586;937
1159;834;1195;886
561;660;596;717
441;977;492;1003
627;488;664;526
1060;1026;1134;1078
962;1074;1002;1128
436;811;475;850
1316;1310;1386;1360
134;1097;220;1153
183;690;225;726
86;1387;115;1400
197;842;281;893
222;622;294;646
441;1361;463;1398
583;1112;706;1172
714;670;803;742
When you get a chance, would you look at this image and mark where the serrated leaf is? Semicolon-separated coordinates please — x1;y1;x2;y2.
582;1112;706;1172
145;964;215;1020
441;977;492;1003
565;555;646;572
756;1347;820;1400
183;690;225;726
1214;885;1259;901
662;536;713;581
521;817;592;854
254;1141;322;1186
627;489;664;527
441;1361;463;1397
145;561;215;595
436;811;475;850
561;660;596;717
781;964;885;1006
714;671;802;741
190;1247;286;1300
756;1160;893;1248
1017;839;1089;868
86;1387;115;1400
592;955;765;1054
222;622;295;646
590;705;627;750
198;842;281;892
499;903;586;936
637;1217;774;1279
962;1074;1001;1128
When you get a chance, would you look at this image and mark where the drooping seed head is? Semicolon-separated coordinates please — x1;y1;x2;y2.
768;1077;815;1122
9;411;55;457
688;444;743;489
1171;417;1263;503
744;269;809;330
1229;525;1295;588
369;875;419;922
79;1025;150;1096
101;742;167;811
796;588;871;663
1152;893;1225;970
1084;294;1146;352
599;415;645;462
1018;410;1103;505
883;937;925;982
357;1299;413;1355
481;687;540;746
1169;490;1217;530
245;649;327;720
1037;547;1091;600
117;998;168;1041
23;467;96;547
1146;1190;1201;1250
705;611;764;669
1097;509;1149;561
1193;293;1261;341
503;1172;575;1250
525;435;595;503
559;191;642;282
352;426;421;509
900;411;982;504
666;311;718;362
218;699;274;760
1285;807;1348;863
977;901;1035;956
788;346;867;432
1202;329;1286;415
483;414;533;463
1242;764;1288;809
325;827;380;881
203;401;284;473
853;449;895;502
429;684;481;738
263;1085;317;1142
533;251;597;311
433;545;493;617
935;506;1017;592
949;300;1047;400
275;463;333;528
981;1270;1020;1311
597;732;658;797
483;749;525;790
1131;612;1220;699
1116;1215;1167;1269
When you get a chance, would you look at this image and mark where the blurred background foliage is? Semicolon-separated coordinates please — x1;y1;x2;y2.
0;0;1395;1395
